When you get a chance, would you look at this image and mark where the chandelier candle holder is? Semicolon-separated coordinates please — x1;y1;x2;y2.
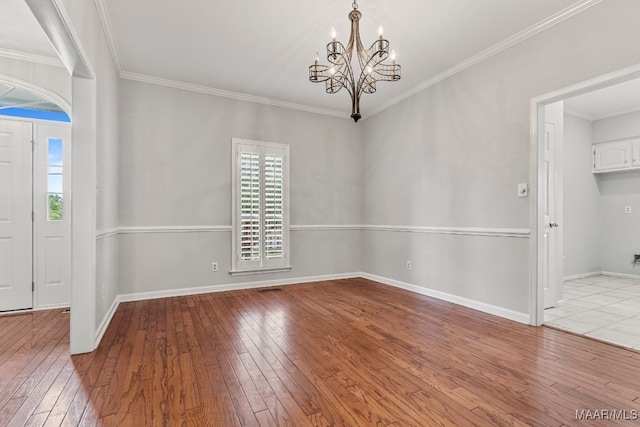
309;0;401;122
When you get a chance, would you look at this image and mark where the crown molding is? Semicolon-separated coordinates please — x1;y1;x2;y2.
94;0;122;74
591;106;640;122
120;71;349;119
563;106;595;122
0;47;63;68
93;0;600;121
365;0;603;119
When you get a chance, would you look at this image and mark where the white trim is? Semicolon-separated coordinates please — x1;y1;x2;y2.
365;0;603;119
25;0;95;79
96;227;119;239
119;225;232;234
362;225;530;238
229;266;293;276
93;0;122;74
601;271;640;281
0;47;63;68
531;64;640;107
361;273;530;324
95;295;120;347
591;106;640;122
95;224;530;237
0;74;72;116
566;102;640;123
563;107;595;122
530;63;640;329
291;224;362;231
563;271;601;281
120;72;348;119
31;303;70;311
99;1;600;122
118;272;360;303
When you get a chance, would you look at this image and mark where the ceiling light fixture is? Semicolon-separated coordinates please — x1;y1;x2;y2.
309;0;401;122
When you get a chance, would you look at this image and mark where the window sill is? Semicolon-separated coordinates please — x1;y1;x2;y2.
229;266;292;276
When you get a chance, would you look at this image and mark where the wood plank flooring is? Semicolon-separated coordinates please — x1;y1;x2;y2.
3;278;640;426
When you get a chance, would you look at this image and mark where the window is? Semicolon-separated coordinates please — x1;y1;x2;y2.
47;138;63;221
232;138;290;274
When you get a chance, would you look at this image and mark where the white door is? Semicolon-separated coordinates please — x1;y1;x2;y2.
543;120;560;309
34;123;71;308
0;119;33;311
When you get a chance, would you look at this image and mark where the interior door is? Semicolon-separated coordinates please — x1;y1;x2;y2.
0;119;33;311
543;121;559;309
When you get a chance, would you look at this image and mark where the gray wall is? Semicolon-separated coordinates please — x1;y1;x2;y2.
593;111;640;276
360;0;640;317
563;113;600;277
60;0;121;330
118;79;362;295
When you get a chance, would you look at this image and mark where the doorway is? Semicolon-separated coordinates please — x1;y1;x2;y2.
0;84;71;312
532;64;640;346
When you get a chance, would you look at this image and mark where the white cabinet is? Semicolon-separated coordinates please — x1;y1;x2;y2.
593;139;640;173
633;140;640;168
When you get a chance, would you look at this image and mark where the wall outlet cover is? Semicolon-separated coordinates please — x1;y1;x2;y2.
518;183;528;198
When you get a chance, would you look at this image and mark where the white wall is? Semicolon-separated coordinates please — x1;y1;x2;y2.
58;0;120;340
118;79;362;296
563;113;600;277
0;56;70;104
593;110;640;276
360;0;640;319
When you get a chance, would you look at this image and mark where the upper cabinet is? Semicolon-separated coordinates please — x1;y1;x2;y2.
593;138;640;173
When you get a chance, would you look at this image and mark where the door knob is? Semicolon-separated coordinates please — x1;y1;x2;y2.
549;222;559;228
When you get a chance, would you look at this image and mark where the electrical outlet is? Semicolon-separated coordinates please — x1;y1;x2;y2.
625;206;632;214
406;261;412;270
211;262;218;272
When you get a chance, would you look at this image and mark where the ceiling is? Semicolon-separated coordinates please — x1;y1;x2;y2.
4;0;635;120
564;77;640;121
0;0;58;60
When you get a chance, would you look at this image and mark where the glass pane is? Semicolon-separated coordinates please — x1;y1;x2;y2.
48;139;63;165
48;169;63;193
48;194;63;221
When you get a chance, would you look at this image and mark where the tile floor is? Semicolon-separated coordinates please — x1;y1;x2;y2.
544;274;640;350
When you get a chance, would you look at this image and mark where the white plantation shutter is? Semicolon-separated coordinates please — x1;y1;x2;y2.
240;152;261;261
264;154;283;259
233;139;289;272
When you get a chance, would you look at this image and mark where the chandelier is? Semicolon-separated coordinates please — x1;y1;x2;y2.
309;1;401;122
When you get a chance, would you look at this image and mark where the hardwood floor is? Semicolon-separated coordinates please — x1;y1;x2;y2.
2;278;640;426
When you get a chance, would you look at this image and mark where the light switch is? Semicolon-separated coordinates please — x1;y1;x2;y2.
518;183;528;198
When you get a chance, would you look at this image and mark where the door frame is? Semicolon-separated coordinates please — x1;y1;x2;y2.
529;63;640;326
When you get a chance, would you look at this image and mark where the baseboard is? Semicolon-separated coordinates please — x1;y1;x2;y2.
360;273;530;324
564;271;640;281
563;272;602;281
95;295;121;348
601;271;640;280
118;272;360;303
32;303;70;311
